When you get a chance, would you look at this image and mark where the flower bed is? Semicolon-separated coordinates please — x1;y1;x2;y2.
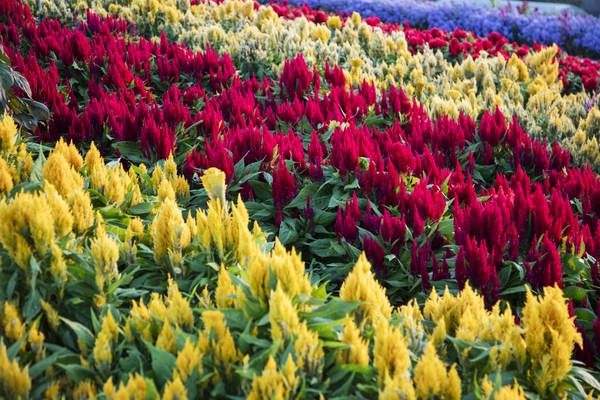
0;113;594;397
277;0;600;59
2;0;600;396
15;0;600;167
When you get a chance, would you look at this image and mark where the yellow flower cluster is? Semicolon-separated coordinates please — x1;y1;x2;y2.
0;342;31;399
522;285;583;396
0;113;32;193
86;142;144;208
339;253;392;329
424;285;526;368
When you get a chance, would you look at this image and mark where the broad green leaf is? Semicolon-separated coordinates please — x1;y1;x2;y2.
144;340;177;388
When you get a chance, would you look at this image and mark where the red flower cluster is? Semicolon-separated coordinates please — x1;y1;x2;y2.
1;1;235;159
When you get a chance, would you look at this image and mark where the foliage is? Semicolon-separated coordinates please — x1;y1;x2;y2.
0;45;49;132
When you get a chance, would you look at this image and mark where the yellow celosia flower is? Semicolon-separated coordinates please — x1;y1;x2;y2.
73;380;96;400
162;376;188;400
93;331;112;375
337;317;370;366
430;318;447;353
311;25;331;43
0;158;14;193
351;11;361;26
0;342;31;398
379;372;416;400
339;253;392;329
153;198;190;268
41;300;60;330
45;382;61;400
247;355;299;400
494;380;526;400
173;176;190;199
327;15;342;29
113;373;147;399
269;283;300;341
481;375;494;398
275;241;312;298
148;292;168;322
293;321;323;378
175;338;202;382
103;377;116;398
44;183;74;239
166;277;194;330
131;298;151;323
15;143;33;182
526;44;559;86
199;310;241;376
215;266;236;309
91;222;120;291
43;151;84;199
201;167;226;206
0;112;17;153
423;284;482;335
85;142;105;190
413;342;461;400
70;189;95;233
522;285;583;395
53;137;84;171
101;312;119;345
1;302;26;343
373;318;411;388
28;321;45;358
103;165;130;207
123;320;134;343
49;243;67;291
156;319;177;354
507;54;529;82
446;365;462;400
246;252;270;308
158;179;176;203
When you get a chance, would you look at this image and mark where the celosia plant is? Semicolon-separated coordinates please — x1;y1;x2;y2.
0;151;595;397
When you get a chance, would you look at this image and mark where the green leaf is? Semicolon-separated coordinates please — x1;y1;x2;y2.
563;286;590;302
248;181;272;202
113;142;149;165
30;144;46;183
343;178;360;190
56;363;97;384
127;202;156;215
286;183;320;210
5;269;18;300
574;308;597;322
146;379;159;400
279;221;299;246
29;349;67;379
499;284;528;296
300;299;361;321
571;366;600;392
7;333;28;360
436;218;454;235
144;340;177;388
60;317;95;350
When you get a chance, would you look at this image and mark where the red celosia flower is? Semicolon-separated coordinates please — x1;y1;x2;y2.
272;159;298;208
364;236;386;277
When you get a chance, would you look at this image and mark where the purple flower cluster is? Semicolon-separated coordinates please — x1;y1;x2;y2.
279;0;600;58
